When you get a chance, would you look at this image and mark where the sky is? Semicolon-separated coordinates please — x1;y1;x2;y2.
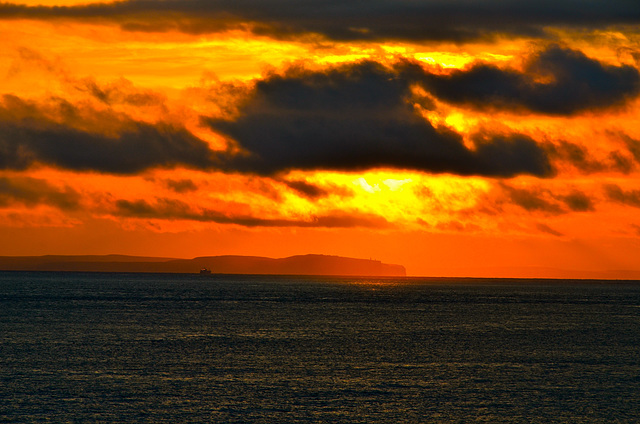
1;0;640;277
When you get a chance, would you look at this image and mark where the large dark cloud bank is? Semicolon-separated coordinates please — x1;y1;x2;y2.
3;46;640;177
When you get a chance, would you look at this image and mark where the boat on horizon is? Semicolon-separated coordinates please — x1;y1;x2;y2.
199;268;212;275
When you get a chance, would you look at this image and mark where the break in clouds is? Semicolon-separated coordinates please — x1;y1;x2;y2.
2;46;640;178
0;0;639;41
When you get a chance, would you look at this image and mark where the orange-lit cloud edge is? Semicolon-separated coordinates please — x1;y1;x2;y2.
1;1;640;277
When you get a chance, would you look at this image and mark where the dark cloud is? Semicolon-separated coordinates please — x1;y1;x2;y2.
546;140;634;174
6;49;628;178
559;190;595;211
472;133;553;178
546;140;606;172
1;1;639;41
0;96;216;174
606;151;634;174
114;197;389;228
0;177;80;210
619;133;640;163
207;61;552;177
536;223;563;237
116;198;188;217
422;45;640;115
165;179;198;193
78;78;165;107
501;184;563;214
283;180;329;199
0;83;550;177
604;184;640;207
501;184;594;213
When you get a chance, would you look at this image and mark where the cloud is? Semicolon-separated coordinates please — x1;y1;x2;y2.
78;77;166;108
501;183;594;213
7;48;635;178
546;140;634;174
15;50;634;179
546;141;605;172
114;197;389;228
283;180;329;199
0;95;217;174
0;78;552;178
0;81;551;178
207;61;552;177
536;223;563;237
607;151;635;174
501;184;564;214
422;45;640;115
559;191;595;211
1;1;639;41
619;133;640;163
164;179;198;193
604;184;640;207
0;177;80;210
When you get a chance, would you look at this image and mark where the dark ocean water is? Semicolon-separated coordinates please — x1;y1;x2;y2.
1;272;639;423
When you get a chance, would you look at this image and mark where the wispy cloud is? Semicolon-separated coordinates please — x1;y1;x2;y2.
114;197;390;228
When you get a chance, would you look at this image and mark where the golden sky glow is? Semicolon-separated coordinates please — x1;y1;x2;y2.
1;0;640;277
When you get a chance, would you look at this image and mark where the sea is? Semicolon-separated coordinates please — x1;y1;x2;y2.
1;272;639;423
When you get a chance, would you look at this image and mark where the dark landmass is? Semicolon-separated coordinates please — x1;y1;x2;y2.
0;254;407;277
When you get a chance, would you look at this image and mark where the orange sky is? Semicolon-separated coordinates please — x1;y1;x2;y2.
1;0;640;277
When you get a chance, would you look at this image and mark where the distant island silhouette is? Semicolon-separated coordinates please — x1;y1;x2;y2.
0;254;406;277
